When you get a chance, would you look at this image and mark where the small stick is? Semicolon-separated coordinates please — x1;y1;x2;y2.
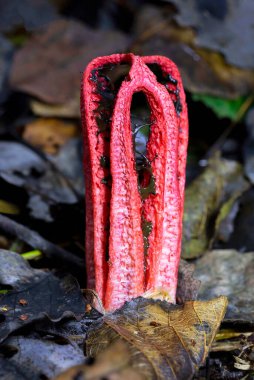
0;214;84;267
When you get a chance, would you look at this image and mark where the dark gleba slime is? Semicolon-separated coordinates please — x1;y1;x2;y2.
81;54;188;311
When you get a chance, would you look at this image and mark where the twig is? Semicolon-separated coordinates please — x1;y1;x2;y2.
0;214;84;267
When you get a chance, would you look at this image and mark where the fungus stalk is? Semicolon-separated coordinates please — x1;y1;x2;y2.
81;54;188;311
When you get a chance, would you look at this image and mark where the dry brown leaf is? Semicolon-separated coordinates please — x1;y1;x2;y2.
22;118;78;154
54;296;227;380
10;19;129;104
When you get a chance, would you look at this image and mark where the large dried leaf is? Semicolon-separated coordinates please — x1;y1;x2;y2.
10;19;129;105
195;249;254;322
182;155;250;259
55;296;227;380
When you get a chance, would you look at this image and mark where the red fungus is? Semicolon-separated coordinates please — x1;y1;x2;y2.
81;54;188;311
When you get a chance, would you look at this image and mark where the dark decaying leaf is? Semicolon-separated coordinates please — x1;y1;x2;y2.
133;5;254;98
170;0;254;70
54;296;227;380
195;249;254;322
0;0;58;33
0;336;85;380
31;310;101;347
0;141;80;221
0;250;86;343
10;19;129;105
182;155;250;259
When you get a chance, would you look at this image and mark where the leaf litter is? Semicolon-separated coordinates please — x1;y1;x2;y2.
10;19;130;108
54;295;227;380
133;5;254;99
194;249;254;323
0;140;81;221
0;249;87;343
182;154;250;259
1;1;254;378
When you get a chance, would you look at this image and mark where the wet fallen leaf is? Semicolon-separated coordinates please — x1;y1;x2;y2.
10;19;129;104
0;249;86;342
0;141;79;221
83;296;227;380
31;308;101;348
170;0;254;69
0;336;84;379
0;248;44;288
23;118;78;154
182;154;250;259
195;249;254;322
133;5;254;98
